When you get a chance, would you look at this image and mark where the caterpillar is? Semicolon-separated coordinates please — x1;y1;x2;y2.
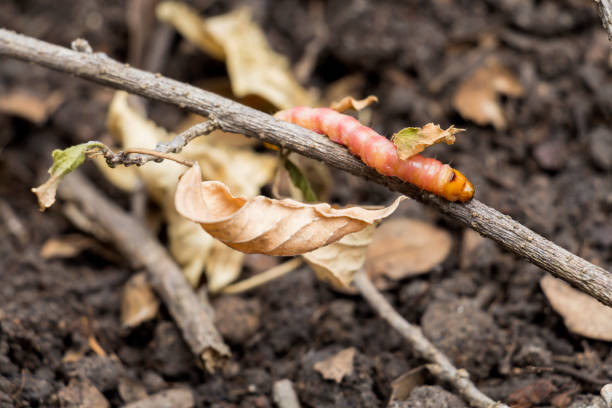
275;107;474;202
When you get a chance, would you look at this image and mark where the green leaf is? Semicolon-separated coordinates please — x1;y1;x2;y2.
284;157;317;203
32;141;106;211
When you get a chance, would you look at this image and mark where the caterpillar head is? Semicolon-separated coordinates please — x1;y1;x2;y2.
442;169;474;202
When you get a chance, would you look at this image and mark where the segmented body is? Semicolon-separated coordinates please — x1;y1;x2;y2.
275;107;474;202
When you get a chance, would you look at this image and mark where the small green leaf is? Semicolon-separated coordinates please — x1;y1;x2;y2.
284;158;317;203
32;141;106;211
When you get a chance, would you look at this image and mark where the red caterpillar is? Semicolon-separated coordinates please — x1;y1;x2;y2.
275;107;474;202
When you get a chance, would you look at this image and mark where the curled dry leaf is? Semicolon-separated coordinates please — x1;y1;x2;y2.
540;274;612;341
156;2;314;109
121;272;160;328
175;163;403;256
452;57;524;130
313;347;356;384
329;95;378;113
106;92;276;288
0;90;64;124
365;218;452;283
392;123;464;160
303;225;374;288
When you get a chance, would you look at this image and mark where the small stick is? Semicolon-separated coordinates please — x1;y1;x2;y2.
57;171;230;372
353;268;508;408
94;120;217;168
0;30;610;307
221;258;303;294
594;0;612;39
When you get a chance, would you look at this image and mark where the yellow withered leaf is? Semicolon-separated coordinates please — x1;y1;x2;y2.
156;2;314;109
303;225;375;288
392;123;463;160
175;163;403;256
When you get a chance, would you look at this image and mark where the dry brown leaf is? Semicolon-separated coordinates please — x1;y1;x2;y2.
0;90;64;124
107;91;275;288
452;57;524;130
365;218;452;282
389;367;427;403
313;347;356;383
176;163;403;256
156;2;314;109
120;272;159;328
329;95;378;113
303;225;374;288
40;234;96;259
540;274;612;341
392;123;463;160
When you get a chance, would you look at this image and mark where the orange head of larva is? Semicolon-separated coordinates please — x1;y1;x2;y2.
441;169;474;202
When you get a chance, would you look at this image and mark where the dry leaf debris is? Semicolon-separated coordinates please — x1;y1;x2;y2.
541;274;612;341
120;272;160;328
175;162;403;256
0;89;64;124
452;57;524;130
365;218;452;283
329;95;378;112
156;2;314;109
302;225;375;289
313;347;357;383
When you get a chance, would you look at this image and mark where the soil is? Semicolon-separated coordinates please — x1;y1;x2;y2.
1;0;611;407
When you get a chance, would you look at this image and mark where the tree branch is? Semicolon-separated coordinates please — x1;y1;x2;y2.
1;29;610;307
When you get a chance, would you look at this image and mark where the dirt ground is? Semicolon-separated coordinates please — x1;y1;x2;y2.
1;0;611;407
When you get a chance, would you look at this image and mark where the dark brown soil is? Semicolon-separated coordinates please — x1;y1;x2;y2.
1;1;611;407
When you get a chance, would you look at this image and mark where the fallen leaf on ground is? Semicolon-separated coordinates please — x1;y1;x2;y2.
452;57;523;130
329;95;378;113
121;272;160;328
389;367;427;403
313;347;356;383
156;2;314;109
392;123;463;160
507;378;557;408
107;92;275;288
40;234;98;259
175;163;403;256
540;274;612;341
365;218;452;283
32;141;105;211
0;90;64;124
303;225;374;288
204;240;245;293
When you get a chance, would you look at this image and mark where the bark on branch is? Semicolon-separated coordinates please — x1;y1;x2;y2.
1;29;611;307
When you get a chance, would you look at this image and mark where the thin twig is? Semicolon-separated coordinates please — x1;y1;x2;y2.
221;258;303;294
0;29;610;306
57;172;230;372
94;120;217;168
122;148;194;167
353;269;508;408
